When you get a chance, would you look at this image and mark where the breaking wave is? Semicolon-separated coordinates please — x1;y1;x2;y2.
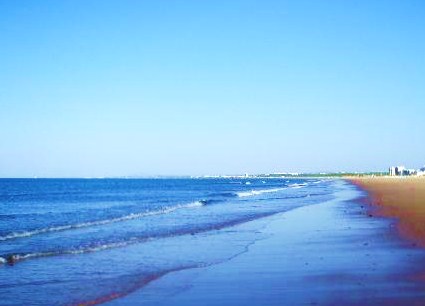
0;201;205;242
287;183;308;189
236;187;287;198
0;211;277;266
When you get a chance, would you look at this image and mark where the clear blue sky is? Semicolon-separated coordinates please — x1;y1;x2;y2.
0;0;424;177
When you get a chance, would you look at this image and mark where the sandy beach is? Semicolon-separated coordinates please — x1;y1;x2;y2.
3;179;425;305
1;1;423;305
351;176;425;248
106;180;425;305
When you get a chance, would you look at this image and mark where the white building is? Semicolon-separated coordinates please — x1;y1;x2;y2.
389;165;425;176
417;166;425;176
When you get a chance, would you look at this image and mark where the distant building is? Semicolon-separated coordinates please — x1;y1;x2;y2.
395;166;405;176
389;165;424;176
404;169;417;176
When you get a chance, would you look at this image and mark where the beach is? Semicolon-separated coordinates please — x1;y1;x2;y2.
2;0;423;304
3;178;425;305
107;180;425;305
351;176;425;247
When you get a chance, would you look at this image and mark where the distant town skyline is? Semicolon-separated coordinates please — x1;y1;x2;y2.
1;1;424;178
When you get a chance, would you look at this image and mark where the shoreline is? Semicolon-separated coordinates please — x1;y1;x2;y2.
107;179;425;305
349;176;425;247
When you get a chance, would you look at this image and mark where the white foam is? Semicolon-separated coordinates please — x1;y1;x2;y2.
0;201;204;242
288;183;308;189
0;237;154;265
237;187;287;198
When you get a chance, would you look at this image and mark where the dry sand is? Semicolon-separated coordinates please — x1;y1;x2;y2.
351;176;425;247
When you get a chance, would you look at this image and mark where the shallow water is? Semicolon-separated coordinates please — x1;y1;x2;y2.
0;178;334;305
113;180;425;306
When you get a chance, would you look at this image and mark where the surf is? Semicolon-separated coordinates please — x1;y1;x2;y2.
0;201;205;242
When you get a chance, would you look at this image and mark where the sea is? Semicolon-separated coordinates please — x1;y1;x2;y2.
0;178;336;305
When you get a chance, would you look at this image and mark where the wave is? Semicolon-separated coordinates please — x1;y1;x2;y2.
0;240;139;265
208;192;238;198
236;187;287;198
288;183;308;189
0;201;205;242
200;199;226;205
236;183;309;198
0;211;279;266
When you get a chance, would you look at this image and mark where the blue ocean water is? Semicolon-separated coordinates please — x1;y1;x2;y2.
0;178;335;305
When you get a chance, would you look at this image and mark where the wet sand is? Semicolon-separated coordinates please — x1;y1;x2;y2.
107;180;425;305
351;176;425;247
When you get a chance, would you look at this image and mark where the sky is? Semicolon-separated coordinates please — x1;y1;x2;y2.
0;0;424;177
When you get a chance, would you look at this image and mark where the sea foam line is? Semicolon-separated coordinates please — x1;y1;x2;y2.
0;211;278;266
287;183;308;189
236;187;287;198
0;201;204;242
236;182;309;197
0;240;140;265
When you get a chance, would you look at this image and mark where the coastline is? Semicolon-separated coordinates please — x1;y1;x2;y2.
107;179;425;305
4;178;425;305
350;176;425;247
